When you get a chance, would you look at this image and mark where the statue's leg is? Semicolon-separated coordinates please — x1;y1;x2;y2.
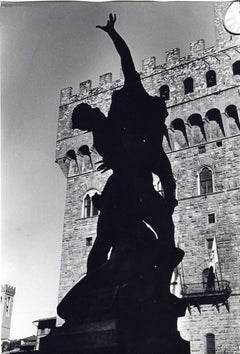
87;211;113;274
87;174;121;274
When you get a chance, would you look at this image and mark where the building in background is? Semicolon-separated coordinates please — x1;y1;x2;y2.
33;317;56;350
55;2;240;353
1;285;16;341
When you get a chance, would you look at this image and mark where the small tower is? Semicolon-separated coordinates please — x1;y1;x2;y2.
1;285;16;340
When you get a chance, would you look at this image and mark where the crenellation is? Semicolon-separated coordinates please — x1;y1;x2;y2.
60;87;73;105
165;48;180;65
99;72;112;86
190;39;205;57
79;79;92;95
141;56;156;75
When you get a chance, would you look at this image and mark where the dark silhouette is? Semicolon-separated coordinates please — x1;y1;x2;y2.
56;18;188;354
70;14;179;276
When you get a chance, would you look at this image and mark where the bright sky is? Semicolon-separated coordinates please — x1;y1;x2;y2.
1;1;216;339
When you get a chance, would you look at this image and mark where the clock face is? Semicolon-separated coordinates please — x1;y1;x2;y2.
224;1;240;35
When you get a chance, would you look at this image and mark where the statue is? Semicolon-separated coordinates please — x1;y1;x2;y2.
56;14;189;354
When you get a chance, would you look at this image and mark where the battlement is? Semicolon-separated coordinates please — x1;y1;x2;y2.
60;39;206;104
60;35;240;106
1;284;16;296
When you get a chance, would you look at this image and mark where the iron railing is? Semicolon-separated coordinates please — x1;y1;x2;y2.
181;280;231;296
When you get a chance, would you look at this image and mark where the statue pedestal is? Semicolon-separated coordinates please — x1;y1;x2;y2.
40;268;190;354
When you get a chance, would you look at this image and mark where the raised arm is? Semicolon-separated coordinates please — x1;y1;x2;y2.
97;14;137;84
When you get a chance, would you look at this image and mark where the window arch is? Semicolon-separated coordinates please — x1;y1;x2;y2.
82;190;99;218
233;60;240;75
199;167;213;195
65;149;79;175
206;333;216;354
206;70;217;87
202;268;209;290
184;77;194;94
159;85;170;100
225;104;240;131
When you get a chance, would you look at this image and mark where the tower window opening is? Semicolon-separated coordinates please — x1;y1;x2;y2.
233;60;240;75
199;167;213;195
206;333;216;354
206;70;217;87
184;77;194;94
83;190;99;218
83;194;91;218
5;296;11;317
206;238;214;250
86;237;93;247
198;145;206;154
159;85;170;100
216;141;222;147
208;213;215;224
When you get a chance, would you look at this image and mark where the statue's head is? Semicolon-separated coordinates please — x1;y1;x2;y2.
71;103;104;131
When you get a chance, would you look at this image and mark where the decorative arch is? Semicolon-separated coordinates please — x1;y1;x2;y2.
159;84;170;100
183;77;194;94
65;149;79;176
232;60;240;76
82;190;99;218
187;113;207;142
198;166;214;195
225;104;240;131
170;118;189;148
205;108;225;136
78;144;94;173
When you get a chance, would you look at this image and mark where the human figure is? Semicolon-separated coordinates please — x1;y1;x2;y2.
71;14;179;274
206;266;215;292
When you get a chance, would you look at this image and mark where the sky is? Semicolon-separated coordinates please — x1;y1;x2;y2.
1;1;216;339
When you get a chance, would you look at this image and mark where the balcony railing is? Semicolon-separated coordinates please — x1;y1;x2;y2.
181;280;231;311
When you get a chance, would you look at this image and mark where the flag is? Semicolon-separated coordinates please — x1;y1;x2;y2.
209;236;219;272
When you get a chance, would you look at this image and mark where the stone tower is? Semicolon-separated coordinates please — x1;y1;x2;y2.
56;2;240;352
1;285;16;340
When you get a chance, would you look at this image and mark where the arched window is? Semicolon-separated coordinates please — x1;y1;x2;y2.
233;60;240;75
83;190;99;218
184;77;194;94
199;167;213;195
206;70;217;87
159;85;170;100
206;333;216;354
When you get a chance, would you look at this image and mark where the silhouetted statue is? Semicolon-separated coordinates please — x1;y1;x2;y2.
58;14;184;325
70;14;179;274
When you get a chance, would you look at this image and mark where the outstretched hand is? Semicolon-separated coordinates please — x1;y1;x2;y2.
96;13;116;33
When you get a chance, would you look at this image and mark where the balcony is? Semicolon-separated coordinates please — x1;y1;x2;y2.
181;280;231;313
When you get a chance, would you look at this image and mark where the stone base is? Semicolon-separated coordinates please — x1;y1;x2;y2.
39;318;189;354
40;319;117;353
40;295;190;354
39;250;190;353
